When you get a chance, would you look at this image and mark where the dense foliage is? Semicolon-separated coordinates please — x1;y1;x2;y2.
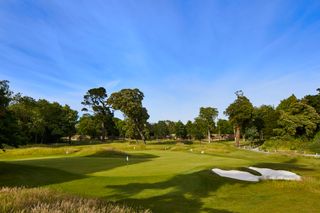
225;91;254;146
197;107;218;143
0;81;21;149
302;89;320;115
107;89;150;143
1;79;320;148
0;81;78;146
10;96;78;144
275;95;320;138
81;87;117;140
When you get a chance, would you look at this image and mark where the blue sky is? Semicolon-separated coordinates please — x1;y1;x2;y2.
1;0;320;122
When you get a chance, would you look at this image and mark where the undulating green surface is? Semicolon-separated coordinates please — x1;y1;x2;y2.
1;141;320;212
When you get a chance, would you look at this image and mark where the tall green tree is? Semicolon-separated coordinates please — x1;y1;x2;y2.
82;87;115;140
192;118;206;140
277;95;298;111
302;88;320;115
0;80;11;109
113;117;125;138
275;96;320;138
153;120;169;139
0;80;21;149
252;105;279;140
198;107;218;143
166;120;176;137
185;120;194;139
62;105;78;142
77;114;100;139
107;89;149;143
217;119;233;134
175;120;187;139
9;95;38;143
11;96;78;144
36;100;74;143
225;91;254;146
123;118;141;140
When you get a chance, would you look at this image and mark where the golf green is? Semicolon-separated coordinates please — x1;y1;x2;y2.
1;142;320;212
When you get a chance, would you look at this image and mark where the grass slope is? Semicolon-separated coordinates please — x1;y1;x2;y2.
1;141;320;212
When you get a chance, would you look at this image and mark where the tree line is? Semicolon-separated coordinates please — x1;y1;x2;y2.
1;80;320;149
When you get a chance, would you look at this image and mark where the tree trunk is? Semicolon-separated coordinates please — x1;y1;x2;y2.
260;131;264;141
235;126;241;147
41;130;45;144
208;129;211;143
101;122;106;141
137;127;146;144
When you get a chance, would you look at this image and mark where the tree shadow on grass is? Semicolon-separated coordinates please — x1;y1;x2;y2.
104;159;313;212
87;150;158;159
104;169;246;213
0;153;158;188
0;162;84;187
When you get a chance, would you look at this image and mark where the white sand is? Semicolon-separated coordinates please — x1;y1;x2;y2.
249;167;301;181
212;168;260;182
212;167;301;182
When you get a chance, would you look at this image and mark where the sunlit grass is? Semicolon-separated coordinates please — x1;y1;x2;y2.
1;141;320;212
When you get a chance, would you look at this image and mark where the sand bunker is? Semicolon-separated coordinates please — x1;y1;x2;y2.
249;167;301;181
212;168;260;182
212;167;301;182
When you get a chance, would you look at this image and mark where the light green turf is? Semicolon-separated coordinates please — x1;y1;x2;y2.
1;141;320;212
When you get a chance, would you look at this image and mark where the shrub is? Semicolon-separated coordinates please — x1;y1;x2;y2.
245;126;259;142
313;131;320;143
260;138;307;152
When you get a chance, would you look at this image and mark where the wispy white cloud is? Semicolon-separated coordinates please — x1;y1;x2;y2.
1;0;320;123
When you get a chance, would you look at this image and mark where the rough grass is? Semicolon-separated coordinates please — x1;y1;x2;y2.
261;139;320;154
0;187;150;213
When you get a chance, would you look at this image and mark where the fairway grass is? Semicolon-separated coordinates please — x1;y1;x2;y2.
1;141;320;212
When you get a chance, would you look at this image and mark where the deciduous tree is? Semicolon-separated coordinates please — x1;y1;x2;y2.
0;80;21;149
302;88;320;115
217;119;233;134
275;96;320;138
175;121;187;139
82;87;115;140
107;89;149;143
153;121;169;139
225;91;254;146
198;107;218;143
77;114;100;139
252;105;279;140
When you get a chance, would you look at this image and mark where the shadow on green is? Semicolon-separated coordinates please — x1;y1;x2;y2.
104;169;247;213
0;162;83;187
87;149;158;159
0;153;158;188
104;158;313;212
